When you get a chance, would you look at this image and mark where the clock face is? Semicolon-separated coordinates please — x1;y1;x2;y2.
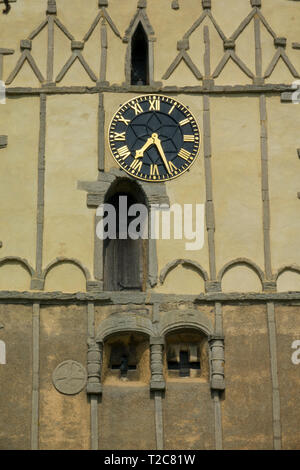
108;95;201;182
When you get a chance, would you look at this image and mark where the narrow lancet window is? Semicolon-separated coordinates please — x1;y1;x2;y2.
131;22;149;85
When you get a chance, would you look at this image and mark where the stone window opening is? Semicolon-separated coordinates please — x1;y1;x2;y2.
110;343;137;380
165;329;209;380
168;348;201;377
103;332;150;384
131;22;149;85
103;179;148;292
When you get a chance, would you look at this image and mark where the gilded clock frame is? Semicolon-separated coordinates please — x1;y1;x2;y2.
108;94;201;183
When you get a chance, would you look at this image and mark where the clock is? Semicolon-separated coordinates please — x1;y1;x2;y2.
108;95;201;182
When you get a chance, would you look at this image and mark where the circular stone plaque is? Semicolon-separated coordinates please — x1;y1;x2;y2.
52;360;87;395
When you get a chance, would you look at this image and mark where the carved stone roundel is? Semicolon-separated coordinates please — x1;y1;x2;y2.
52;360;87;395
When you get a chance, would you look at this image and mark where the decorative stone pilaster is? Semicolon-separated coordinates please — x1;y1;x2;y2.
209;335;225;391
47;0;57;15
150;337;165;391
205;280;221;293
87;340;103;394
263;280;277;293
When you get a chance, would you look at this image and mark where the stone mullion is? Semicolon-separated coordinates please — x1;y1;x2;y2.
31;94;47;290
31;302;40;450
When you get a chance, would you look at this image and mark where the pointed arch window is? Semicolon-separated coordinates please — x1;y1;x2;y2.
131;22;149;85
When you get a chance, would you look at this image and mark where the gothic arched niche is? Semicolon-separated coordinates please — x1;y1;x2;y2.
131;22;149;85
103;178;148;291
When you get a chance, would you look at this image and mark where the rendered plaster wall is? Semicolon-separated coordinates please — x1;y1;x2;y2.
98;385;156;450
43;94;97;272
221;304;274;450
267;97;300;270
39;304;90;450
164;382;215;450
0;301;299;449
0;96;39;284
275;304;300;450
0;1;299;293
0;304;32;450
210;96;264;274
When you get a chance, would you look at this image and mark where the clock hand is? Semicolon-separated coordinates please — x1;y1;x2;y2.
134;135;155;159
152;133;171;174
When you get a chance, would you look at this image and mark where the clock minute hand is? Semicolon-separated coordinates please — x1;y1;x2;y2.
152;134;171;174
134;136;155;159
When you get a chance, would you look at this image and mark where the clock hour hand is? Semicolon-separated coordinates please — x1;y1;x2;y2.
152;133;171;174
134;136;155;159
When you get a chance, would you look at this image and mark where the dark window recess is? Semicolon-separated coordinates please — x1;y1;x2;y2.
110;342;137;378
104;191;147;291
131;22;149;85
168;350;201;377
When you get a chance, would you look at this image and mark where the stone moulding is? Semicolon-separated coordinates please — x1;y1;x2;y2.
217;257;265;286
79;170;169;290
96;312;154;342
0;256;34;276
274;264;300;281
4;84;294;96
159;309;213;337
159;259;209;284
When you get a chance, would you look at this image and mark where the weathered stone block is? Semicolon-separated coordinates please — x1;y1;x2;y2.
274;37;287;48
20;39;32;50
202;0;211;9
177;39;189;51
224;39;235;50
71;41;84;51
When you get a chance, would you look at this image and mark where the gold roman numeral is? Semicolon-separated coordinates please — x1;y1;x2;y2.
130;102;143;115
113;132;126;141
183;135;195;142
178;148;192;161
117;145;131;160
150;164;159;176
149;97;160;111
169;160;178;174
179;117;192;126
118;115;130;126
168;103;176;115
130;159;142;171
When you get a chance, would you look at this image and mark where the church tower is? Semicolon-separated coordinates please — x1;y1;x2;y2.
0;0;300;450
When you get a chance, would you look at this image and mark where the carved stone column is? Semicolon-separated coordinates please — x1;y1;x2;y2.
209;335;225;391
150;337;165;391
87;340;103;394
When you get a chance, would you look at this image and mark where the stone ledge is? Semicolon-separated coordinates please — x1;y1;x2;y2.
150;380;166;392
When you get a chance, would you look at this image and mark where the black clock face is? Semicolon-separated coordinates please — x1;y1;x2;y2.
109;95;201;182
